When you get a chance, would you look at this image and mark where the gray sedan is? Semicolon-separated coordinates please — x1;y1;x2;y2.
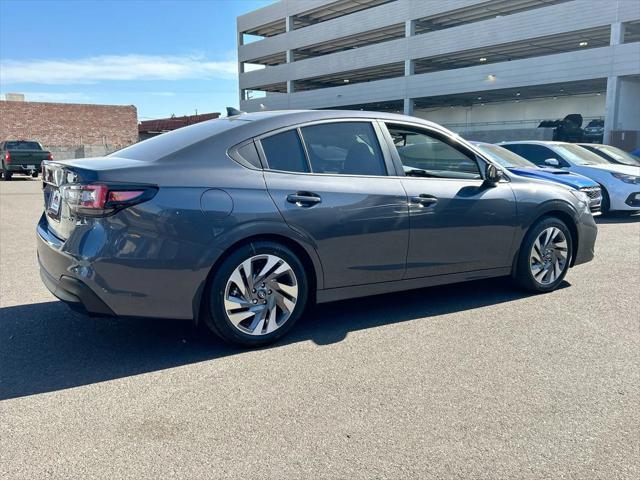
38;110;597;347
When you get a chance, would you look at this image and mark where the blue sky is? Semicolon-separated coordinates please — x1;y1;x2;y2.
0;0;272;119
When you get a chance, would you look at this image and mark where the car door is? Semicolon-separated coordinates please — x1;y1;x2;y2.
380;121;518;279
259;120;410;289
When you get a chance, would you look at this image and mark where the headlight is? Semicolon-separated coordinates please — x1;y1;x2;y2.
611;172;640;184
570;190;590;213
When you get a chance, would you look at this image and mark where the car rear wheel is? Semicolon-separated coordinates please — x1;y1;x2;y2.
514;217;573;293
205;241;308;347
2;171;12;181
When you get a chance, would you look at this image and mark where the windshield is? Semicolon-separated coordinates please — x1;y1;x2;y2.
5;141;42;150
476;143;537;168
594;145;640;166
554;144;610;166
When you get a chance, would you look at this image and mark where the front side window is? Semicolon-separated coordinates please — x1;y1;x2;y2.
261;129;309;173
386;124;481;179
299;122;387;176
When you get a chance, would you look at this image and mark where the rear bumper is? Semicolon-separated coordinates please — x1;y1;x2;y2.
37;217;115;317
39;262;115;316
4;164;40;173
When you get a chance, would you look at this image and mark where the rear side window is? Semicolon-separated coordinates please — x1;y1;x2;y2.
261;130;310;173
229;141;262;169
299;122;386;176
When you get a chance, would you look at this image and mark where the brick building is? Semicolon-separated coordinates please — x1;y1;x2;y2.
0;99;138;159
138;112;220;140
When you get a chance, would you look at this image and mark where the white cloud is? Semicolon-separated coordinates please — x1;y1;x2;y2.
0;54;238;85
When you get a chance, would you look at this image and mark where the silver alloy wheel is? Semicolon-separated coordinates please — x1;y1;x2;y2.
223;254;298;336
529;227;568;285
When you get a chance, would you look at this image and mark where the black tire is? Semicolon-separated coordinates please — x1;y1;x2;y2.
514;216;573;293
599;186;611;215
2;171;12;181
204;241;308;347
32;171;39;178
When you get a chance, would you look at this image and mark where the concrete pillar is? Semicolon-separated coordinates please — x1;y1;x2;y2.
285;16;295;95
403;98;414;116
610;22;624;45
404;19;415;74
603;76;620;144
602;23;627;144
405;19;415;37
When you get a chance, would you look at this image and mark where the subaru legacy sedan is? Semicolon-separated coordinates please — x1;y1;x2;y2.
38;110;597;347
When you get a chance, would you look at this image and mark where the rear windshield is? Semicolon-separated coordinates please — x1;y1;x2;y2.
5;141;42;150
111;117;247;160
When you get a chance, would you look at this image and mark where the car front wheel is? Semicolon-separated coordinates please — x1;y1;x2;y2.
205;241;308;347
515;217;573;293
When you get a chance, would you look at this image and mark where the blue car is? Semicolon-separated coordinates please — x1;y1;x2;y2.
472;141;602;213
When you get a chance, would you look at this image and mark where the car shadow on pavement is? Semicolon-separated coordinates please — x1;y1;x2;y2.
0;277;566;400
595;213;640;224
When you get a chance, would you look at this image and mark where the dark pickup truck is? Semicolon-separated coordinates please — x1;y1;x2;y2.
1;140;52;180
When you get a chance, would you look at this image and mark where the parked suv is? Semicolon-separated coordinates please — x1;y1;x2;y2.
501;141;640;213
0;140;52;180
38;111;597;347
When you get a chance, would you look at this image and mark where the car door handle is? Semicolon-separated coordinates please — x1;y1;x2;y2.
410;194;438;206
286;192;322;206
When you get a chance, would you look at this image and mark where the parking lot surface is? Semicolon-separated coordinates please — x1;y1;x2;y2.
1;178;638;479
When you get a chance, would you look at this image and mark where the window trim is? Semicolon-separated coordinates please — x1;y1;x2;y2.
227;139;265;170
255;118;395;178
379;120;489;182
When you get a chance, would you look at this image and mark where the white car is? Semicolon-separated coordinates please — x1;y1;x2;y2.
500;141;640;213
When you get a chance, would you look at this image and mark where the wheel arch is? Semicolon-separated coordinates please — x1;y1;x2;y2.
194;231;323;324
525;208;580;268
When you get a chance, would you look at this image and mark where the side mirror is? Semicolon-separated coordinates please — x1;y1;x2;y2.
485;163;503;185
544;158;560;167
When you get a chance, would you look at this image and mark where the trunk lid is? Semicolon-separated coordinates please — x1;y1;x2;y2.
7;149;49;167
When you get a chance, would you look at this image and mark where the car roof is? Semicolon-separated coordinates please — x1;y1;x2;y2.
113;109;454;162
228;109;443;128
209;109;452;148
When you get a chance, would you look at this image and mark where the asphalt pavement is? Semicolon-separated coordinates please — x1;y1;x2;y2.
1;178;638;479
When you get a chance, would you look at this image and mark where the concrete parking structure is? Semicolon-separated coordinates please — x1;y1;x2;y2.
238;0;640;147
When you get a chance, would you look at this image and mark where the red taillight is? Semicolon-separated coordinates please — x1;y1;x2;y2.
61;183;157;217
47;152;53;161
4;152;10;163
79;184;109;209
108;190;144;203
